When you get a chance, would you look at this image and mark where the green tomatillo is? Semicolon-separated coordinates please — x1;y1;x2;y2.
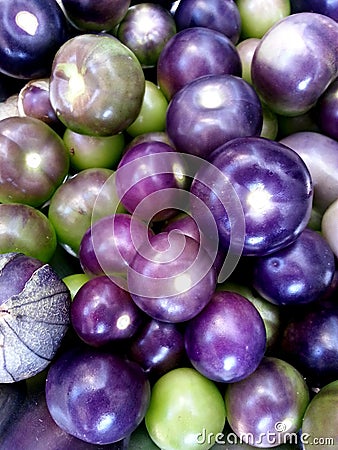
49;34;145;137
145;367;226;450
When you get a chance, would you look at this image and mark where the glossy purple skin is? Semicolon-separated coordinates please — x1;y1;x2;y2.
127;318;186;379
315;79;338;141
291;0;338;21
280;131;338;214
174;0;241;44
1;389;126;450
162;212;226;275
225;357;310;448
184;290;266;383
166;74;262;159
117;3;176;68
45;347;151;445
79;213;154;278
61;0;131;31
70;276;144;347
131;0;174;7
251;13;338;116
157;27;242;100
115;141;187;222
124;130;174;151
128;231;217;323
252;228;336;306
218;281;282;351
0;0;70;79
281;302;338;388
18;79;61;130
190;136;313;256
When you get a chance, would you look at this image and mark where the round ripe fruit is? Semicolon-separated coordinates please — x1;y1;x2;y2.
145;367;226;450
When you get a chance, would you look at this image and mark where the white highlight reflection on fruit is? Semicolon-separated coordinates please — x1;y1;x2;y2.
25;152;42;169
117;314;131;330
15;11;39;36
174;273;193;293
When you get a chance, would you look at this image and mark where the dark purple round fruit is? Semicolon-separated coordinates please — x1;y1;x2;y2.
174;0;241;43
162;212;226;275
117;3;177;68
1;388;127;449
225;357;310;448
79;213;154;279
251;12;338;116
157;27;242;100
18;78;62;131
166;74;262;159
217;280;281;351
190;136;313;256
61;0;131;31
115;140;187;222
252;228;336;306
184;290;266;383
70;275;144;347
127;318;186;379
281;301;338;388
128;231;217;323
0;0;70;79
45;347;151;445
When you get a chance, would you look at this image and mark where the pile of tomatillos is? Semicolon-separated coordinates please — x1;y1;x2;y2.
0;0;337;449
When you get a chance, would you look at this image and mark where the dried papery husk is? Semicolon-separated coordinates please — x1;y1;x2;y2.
0;253;71;383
